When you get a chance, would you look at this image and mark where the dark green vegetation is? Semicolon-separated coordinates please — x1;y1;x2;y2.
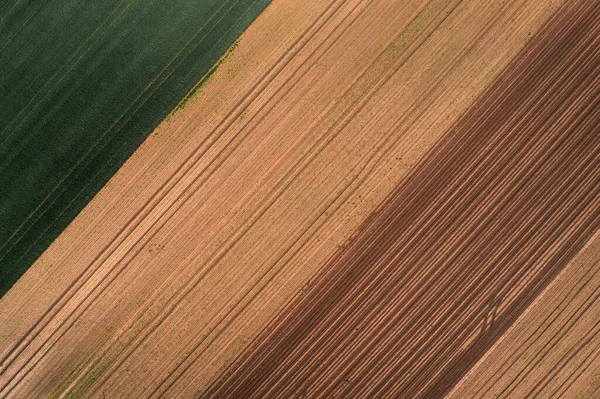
0;0;270;296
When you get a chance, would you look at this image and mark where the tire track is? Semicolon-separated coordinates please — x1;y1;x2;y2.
0;0;338;377
65;0;508;396
0;0;368;394
146;2;518;396
206;2;600;397
0;0;565;396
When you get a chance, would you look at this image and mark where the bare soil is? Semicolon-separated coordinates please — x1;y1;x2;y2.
207;2;600;397
449;229;600;399
0;0;564;397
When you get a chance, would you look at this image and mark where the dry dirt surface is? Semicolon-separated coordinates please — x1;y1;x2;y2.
206;1;600;398
449;229;600;399
0;0;567;397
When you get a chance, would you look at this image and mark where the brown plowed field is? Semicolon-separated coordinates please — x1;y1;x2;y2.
0;0;573;398
206;1;600;397
449;229;600;398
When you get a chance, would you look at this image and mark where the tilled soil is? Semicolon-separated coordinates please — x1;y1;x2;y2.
206;2;600;397
449;229;600;399
0;0;568;397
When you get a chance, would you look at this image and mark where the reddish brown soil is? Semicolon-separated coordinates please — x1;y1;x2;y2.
449;229;600;398
0;0;564;397
206;2;600;397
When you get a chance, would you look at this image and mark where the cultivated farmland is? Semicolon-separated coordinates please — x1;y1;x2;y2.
449;229;600;398
2;0;600;398
0;0;270;295
208;3;600;395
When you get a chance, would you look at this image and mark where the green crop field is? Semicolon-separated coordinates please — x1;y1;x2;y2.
0;0;270;296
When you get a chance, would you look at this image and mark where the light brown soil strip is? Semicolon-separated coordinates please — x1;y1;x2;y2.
0;0;563;397
206;2;600;397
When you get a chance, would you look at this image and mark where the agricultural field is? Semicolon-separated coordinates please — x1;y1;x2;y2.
209;3;600;395
0;0;270;295
1;0;600;398
449;229;600;398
